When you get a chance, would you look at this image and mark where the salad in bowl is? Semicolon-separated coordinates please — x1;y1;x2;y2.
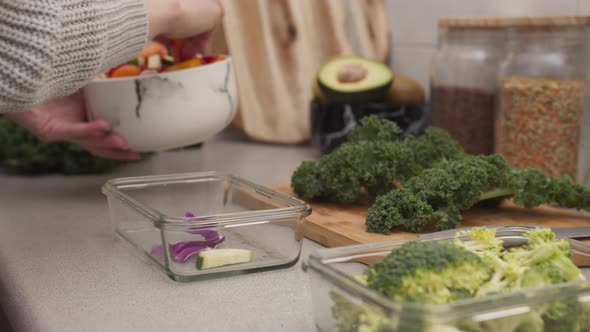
84;41;237;152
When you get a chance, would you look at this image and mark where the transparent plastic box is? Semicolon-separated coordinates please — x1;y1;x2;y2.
303;226;590;332
102;171;311;282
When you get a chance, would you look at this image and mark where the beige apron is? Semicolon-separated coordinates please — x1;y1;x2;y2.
204;0;391;144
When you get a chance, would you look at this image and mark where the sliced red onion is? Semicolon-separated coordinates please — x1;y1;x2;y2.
149;211;225;262
186;229;225;245
172;245;211;262
150;236;223;262
184;212;225;245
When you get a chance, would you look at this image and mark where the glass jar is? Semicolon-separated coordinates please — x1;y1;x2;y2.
496;17;589;182
430;17;506;155
582;38;590;188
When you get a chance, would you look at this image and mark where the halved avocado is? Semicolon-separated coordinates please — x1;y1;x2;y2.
317;56;393;104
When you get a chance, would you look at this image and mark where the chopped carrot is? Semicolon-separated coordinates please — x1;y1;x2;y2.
110;64;141;78
107;64;125;77
139;42;168;59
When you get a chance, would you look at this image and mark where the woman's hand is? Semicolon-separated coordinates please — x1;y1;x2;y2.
5;92;140;161
145;0;224;51
5;0;224;161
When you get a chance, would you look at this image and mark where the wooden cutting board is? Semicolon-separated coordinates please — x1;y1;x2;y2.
274;185;590;247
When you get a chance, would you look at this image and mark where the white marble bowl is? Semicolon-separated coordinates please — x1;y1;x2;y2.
83;57;238;152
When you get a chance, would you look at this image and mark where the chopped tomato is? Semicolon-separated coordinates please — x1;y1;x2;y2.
201;55;217;64
201;55;227;64
170;39;185;63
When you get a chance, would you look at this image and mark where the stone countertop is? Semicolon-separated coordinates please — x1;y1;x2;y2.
1;129;589;332
0;130;323;332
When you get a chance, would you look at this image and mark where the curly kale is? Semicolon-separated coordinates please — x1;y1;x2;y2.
403;127;468;172
0;115;147;175
366;188;438;233
291;116;464;203
366;154;590;234
346;114;403;143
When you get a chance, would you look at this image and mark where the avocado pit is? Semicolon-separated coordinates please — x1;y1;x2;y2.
337;63;368;83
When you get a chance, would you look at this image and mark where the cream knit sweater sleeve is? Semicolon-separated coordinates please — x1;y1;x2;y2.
0;0;149;113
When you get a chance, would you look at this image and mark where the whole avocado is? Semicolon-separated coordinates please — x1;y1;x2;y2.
385;74;425;106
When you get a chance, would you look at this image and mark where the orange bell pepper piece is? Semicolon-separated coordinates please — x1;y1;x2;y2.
163;58;202;72
110;64;141;78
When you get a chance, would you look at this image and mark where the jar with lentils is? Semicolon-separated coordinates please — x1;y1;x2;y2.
496;16;589;182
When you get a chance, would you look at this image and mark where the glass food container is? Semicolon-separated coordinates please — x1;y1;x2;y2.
496;17;590;182
303;226;590;332
102;172;311;282
430;17;506;155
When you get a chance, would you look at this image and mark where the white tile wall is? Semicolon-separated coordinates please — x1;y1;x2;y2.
579;0;590;14
389;45;435;91
386;0;584;97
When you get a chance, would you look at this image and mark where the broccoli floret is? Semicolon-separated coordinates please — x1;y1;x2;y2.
366;154;590;234
580;303;590;332
291;116;465;203
508;228;585;286
457;313;530;332
453;228;525;297
454;227;504;259
542;298;584;332
330;292;398;332
494;228;586;332
475;256;525;298
365;240;492;305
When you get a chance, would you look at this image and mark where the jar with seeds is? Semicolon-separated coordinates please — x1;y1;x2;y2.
496;16;589;183
430;17;506;155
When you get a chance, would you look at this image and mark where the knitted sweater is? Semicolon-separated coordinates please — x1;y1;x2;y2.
0;0;148;113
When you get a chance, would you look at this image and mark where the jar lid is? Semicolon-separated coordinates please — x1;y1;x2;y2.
502;16;590;27
438;17;509;28
439;16;590;28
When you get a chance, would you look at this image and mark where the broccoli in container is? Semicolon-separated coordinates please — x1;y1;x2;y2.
326;228;590;332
